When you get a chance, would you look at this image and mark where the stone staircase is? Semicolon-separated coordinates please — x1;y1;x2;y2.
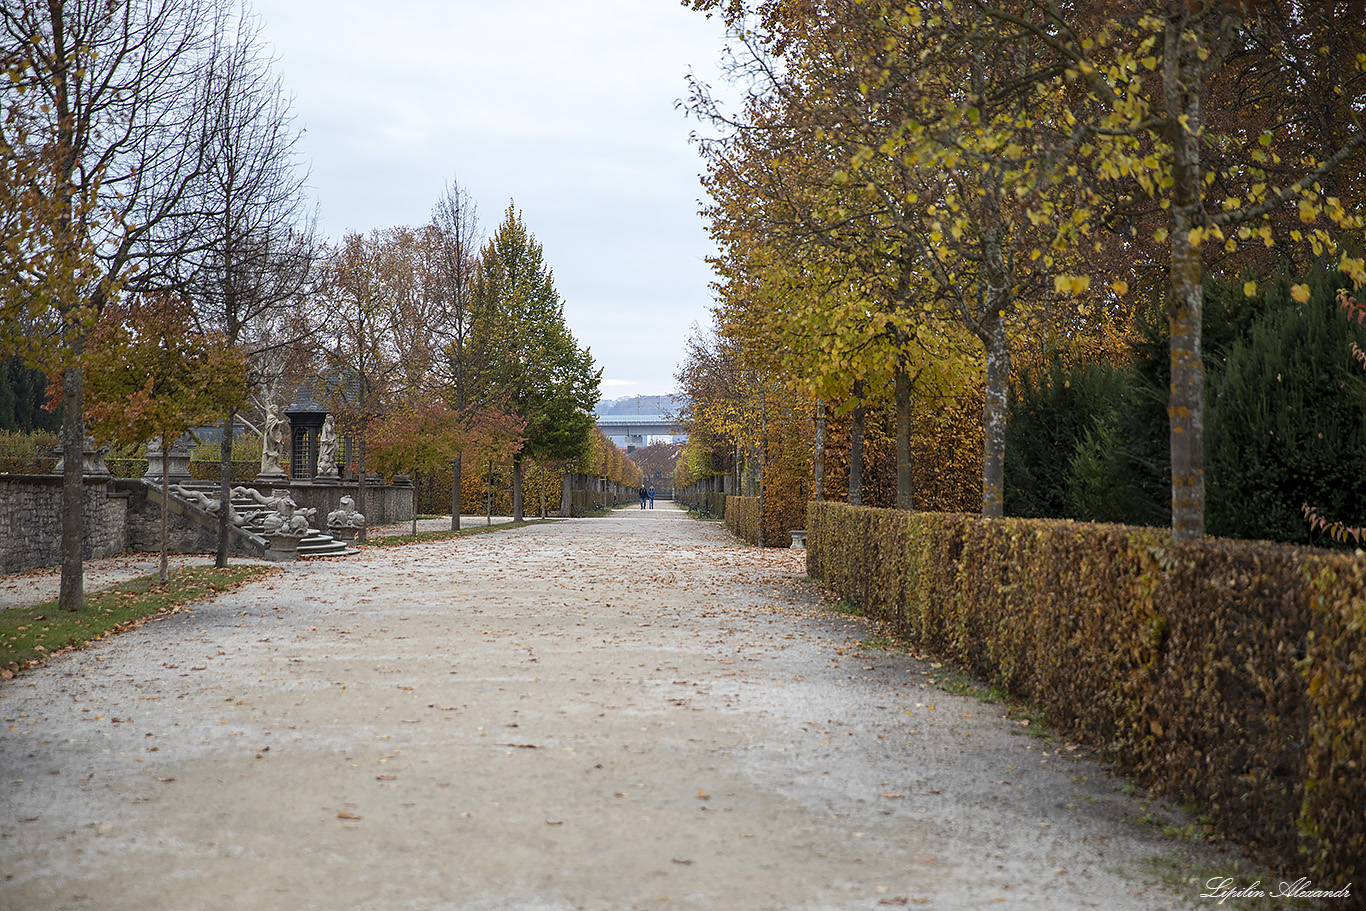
223;486;353;558
146;481;356;560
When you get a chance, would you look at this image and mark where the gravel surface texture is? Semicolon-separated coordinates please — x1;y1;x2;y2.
1;502;1230;910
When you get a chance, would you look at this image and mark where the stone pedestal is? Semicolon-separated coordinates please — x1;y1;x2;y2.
144;436;194;485
53;433;111;479
328;526;359;544
264;532;305;562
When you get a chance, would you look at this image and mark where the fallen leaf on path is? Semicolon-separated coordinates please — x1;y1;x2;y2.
337;812;361;820
696;788;710;800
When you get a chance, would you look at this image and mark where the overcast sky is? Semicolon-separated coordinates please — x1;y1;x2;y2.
249;0;735;400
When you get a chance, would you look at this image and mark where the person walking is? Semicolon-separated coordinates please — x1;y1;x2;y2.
648;486;655;509
639;485;648;509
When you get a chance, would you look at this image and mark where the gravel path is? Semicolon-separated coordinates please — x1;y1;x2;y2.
1;503;1226;910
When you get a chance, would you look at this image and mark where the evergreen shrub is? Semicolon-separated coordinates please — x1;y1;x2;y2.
806;500;1365;884
1005;270;1366;543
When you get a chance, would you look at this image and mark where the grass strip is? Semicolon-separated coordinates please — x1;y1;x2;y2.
1;564;275;678
364;517;560;547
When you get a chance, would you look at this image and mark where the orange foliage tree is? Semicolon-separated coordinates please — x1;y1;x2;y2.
83;294;247;583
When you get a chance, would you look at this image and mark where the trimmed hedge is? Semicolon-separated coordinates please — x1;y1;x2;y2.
678;489;727;519
806;501;1365;886
676;476;728;519
726;495;761;545
102;459;257;482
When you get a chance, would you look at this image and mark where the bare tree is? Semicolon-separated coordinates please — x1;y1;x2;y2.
183;5;318;567
429;180;482;529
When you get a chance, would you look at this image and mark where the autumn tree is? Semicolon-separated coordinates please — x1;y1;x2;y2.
693;0;1366;540
688;6;931;508
368;399;524;532
83;294;246;584
690;0;1061;516
674;324;754;495
469;204;600;522
319;231;408;540
462;407;527;525
963;0;1366;540
1;0;224;609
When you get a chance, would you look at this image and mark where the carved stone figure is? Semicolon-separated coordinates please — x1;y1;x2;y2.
316;414;340;478
171;484;218;513
260;402;286;476
262;495;309;538
327;494;365;542
169;484;248;527
233;485;281;510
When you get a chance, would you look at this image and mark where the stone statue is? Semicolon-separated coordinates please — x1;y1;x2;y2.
260;402;286;476
327;494;365;542
317;414;340;478
262;495;309;538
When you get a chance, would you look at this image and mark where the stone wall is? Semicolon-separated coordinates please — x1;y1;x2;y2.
0;474;415;577
0;475;129;575
115;480;218;555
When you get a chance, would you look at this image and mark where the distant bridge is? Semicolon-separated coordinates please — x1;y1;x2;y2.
596;414;683;447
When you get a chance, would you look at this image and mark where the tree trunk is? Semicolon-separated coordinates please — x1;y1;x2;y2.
1165;21;1207;543
813;399;826;502
512;452;524;522
757;387;766;547
356;428;368;543
849;381;865;506
451;453;462;530
895;359;914;511
485;459;493;525
560;471;572;517
159;432;170;584
732;445;741;500
59;365;84;612
216;407;235;567
980;309;1010;519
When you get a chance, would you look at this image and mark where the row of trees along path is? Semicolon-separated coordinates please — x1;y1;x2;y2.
685;0;1366;542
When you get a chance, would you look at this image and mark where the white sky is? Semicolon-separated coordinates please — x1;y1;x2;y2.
249;0;736;400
